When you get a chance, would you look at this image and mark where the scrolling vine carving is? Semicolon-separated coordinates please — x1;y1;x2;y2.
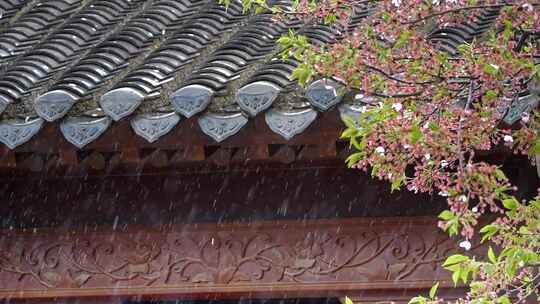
0;218;479;298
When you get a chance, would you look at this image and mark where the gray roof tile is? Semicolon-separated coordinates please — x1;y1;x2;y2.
0;3;527;149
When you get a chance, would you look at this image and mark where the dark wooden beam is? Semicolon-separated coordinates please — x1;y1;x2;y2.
81;151;106;171
0;217;481;301
0;147;15;168
59;149;78;167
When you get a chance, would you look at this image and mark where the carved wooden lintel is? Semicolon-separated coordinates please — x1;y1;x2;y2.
0;217;480;301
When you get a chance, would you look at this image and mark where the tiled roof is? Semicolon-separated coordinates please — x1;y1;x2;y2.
0;1;535;150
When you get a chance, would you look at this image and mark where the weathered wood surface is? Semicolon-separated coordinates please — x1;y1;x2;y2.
0;168;448;230
0;217;480;301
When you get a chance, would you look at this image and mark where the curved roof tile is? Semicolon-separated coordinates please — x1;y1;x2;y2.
0;4;533;149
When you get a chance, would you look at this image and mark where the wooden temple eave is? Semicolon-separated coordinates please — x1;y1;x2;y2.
4;109;343;153
0;107;536;303
0;217;482;302
0;163;470;302
0;109;348;174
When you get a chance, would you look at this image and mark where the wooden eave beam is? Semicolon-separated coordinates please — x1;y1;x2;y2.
0;217;480;301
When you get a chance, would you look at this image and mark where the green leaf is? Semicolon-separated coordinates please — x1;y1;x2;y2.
438;210;455;221
451;270;460;286
448;222;459;236
350;137;364;150
343;296;353;304
395;30;411;49
519;226;529;235
340;128;356;139
443;254;469;267
460;266;470;284
410;124;422;144
408;296;427;304
391;177;404;192
528;136;540;156
499;296;511;304
429;282;439;299
502;197;519;210
324;13;337;24
342;115;357;129
488;247;497;263
277;36;291;46
480;224;499;242
494;168;507;181
485;89;498;101
346;153;363;167
291;64;312;85
483;63;500;76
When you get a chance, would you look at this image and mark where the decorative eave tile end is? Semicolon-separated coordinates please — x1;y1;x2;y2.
236;82;280;117
265;107;317;140
60;116;112;149
306;79;344;111
35;90;77;122
198;112;248;142
0;117;44;149
503;93;539;125
100;88;144;121
131;112;181;143
171;85;214;118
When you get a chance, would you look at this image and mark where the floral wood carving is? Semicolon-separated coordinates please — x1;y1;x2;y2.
0;218;480;298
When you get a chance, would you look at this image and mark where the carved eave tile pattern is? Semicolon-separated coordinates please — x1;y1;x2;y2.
0;3;536;149
0;218;484;299
198;111;249;142
60;115;112;149
0;117;43;149
131;111;181;143
265;107;318;140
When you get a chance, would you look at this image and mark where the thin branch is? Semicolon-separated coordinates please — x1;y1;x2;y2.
403;3;540;25
363;63;441;85
457;80;475;173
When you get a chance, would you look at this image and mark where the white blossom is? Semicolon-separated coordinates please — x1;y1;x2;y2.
459;240;472;251
392;0;401;7
521;113;530;123
391;103;403;112
522;2;534;11
438;190;449;197
503;135;514;143
459;195;468;202
472;206;478;213
375;146;385;155
424;154;431;160
441;160;449;168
